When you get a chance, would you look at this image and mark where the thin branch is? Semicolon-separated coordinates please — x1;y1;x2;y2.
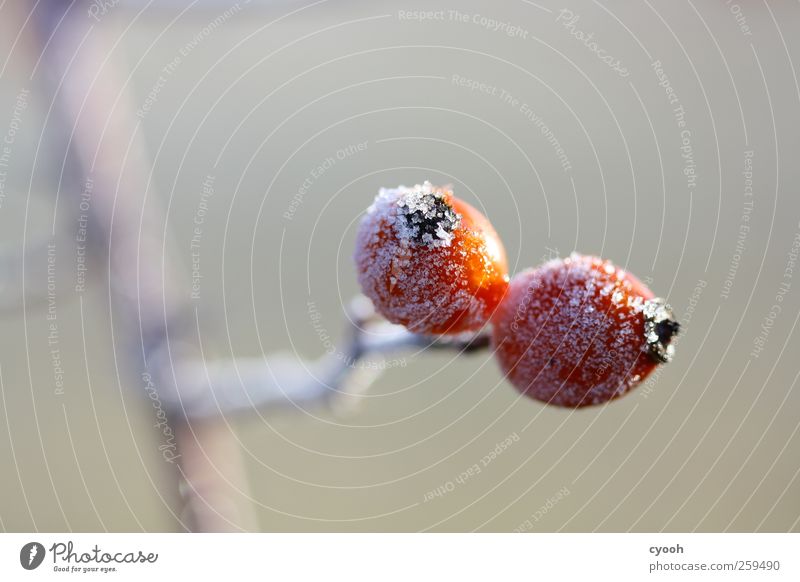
161;296;491;420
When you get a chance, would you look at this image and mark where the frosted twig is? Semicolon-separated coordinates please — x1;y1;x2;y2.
162;295;491;420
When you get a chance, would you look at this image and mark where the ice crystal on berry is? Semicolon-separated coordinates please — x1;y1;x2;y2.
643;298;679;363
395;181;461;247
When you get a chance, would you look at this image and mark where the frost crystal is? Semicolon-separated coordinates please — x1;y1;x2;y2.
643;298;680;363
393;181;461;247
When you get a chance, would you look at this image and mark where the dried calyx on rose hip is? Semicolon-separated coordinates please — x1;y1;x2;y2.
354;181;509;335
492;253;679;407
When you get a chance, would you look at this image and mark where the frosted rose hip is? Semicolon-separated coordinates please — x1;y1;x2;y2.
354;182;508;335
491;254;678;407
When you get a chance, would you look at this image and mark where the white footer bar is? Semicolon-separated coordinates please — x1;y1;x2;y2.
1;533;797;581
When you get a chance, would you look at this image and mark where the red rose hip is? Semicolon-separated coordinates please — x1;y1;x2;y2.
354;182;509;335
492;253;678;407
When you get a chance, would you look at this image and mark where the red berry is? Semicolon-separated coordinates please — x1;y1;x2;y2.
354;182;509;335
491;254;678;407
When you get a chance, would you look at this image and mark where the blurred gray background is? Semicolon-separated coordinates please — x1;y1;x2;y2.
0;0;799;531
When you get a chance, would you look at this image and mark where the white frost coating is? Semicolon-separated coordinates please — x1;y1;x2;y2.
379;181;463;248
493;254;656;406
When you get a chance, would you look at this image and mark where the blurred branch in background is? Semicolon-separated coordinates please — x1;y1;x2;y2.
18;0;256;532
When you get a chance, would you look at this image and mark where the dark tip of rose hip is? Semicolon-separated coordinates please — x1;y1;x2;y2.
397;182;461;246
656;319;680;345
404;201;458;243
643;298;679;363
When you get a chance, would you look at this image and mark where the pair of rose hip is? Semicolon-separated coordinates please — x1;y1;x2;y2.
353;182;679;407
